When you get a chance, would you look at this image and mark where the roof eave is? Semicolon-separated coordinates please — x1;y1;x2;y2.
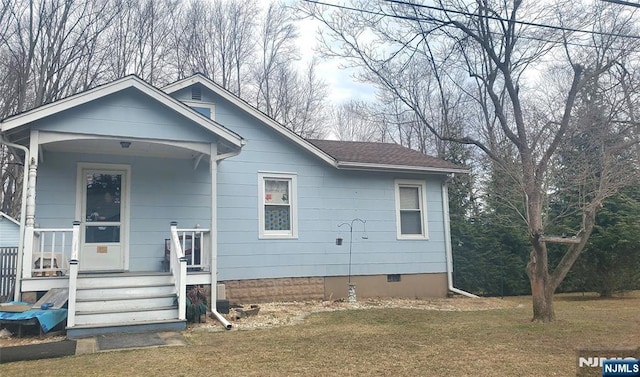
1;75;244;149
336;161;470;174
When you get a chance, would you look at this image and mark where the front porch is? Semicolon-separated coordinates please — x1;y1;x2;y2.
24;225;213;280
18;223;223;338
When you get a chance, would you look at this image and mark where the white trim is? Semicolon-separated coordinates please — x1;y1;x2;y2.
394;179;429;240
337;161;470;174
163;75;336;166
38;131;212;155
257;172;298;239
75;162;131;271
182;100;216;120
1;75;243;149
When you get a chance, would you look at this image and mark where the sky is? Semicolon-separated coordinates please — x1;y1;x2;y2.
294;6;379;105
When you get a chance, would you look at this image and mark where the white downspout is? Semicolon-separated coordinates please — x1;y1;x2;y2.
0;137;29;301
208;142;242;330
442;174;479;298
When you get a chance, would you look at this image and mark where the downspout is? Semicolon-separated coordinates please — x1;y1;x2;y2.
442;174;478;298
208;142;243;330
0;136;29;301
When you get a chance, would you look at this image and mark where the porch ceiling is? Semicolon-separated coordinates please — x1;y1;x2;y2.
43;138;207;159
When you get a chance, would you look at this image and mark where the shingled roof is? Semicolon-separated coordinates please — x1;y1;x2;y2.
307;139;467;173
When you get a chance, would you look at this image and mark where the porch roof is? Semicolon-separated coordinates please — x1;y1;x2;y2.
0;75;244;152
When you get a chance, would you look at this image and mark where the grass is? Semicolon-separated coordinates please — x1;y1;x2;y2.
2;292;639;376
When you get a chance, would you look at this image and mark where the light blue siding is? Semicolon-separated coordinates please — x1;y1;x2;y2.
35;151;212;271
31;83;451;279
181;87;450;281
0;215;20;247
31;88;218;143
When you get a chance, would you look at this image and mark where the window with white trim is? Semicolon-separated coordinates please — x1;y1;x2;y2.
182;100;216;120
395;180;428;239
258;173;297;239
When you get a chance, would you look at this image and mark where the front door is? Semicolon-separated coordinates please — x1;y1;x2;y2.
79;168;127;271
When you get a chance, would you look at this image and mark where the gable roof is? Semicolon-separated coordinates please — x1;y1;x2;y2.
163;74;467;175
162;74;336;166
308;139;468;174
0;75;243;149
0;211;20;226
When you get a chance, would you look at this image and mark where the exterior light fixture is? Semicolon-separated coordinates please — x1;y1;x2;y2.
120;141;131;148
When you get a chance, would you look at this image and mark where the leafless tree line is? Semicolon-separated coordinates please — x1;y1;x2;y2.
0;0;331;218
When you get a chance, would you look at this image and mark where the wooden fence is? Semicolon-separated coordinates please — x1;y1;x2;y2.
0;247;18;301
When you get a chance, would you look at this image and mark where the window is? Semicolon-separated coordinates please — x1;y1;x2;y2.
258;173;298;239
182;100;215;120
395;180;428;239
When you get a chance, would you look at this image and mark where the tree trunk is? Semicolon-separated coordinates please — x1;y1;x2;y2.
526;237;556;322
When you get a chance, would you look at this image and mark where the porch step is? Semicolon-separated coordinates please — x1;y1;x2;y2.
70;272;180;328
74;306;179;326
67;319;186;339
75;294;176;312
76;284;176;300
76;273;174;288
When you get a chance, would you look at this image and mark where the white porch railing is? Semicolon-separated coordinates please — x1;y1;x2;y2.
174;228;210;271
170;222;187;321
32;227;73;277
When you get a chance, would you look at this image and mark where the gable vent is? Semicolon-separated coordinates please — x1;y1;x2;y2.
191;86;202;101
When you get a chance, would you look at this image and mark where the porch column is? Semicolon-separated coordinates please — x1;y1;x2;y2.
22;130;40;279
210;142;218;311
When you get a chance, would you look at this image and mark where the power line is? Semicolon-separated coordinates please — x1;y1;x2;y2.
601;0;640;8
304;0;640;40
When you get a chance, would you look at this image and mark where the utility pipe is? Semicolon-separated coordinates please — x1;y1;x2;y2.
442;174;479;298
0;136;29;301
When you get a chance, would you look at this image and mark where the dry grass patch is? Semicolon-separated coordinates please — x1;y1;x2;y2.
2;292;638;377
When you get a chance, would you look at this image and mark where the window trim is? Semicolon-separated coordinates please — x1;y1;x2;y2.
182;100;216;120
258;172;298;239
394;179;429;240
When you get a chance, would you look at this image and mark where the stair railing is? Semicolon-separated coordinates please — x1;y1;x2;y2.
67;221;81;327
169;221;187;320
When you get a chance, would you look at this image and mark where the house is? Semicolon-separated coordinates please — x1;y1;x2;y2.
0;74;470;338
0;211;20;248
0;211;20;300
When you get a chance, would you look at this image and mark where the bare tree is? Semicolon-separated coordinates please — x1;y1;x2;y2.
103;0;177;85
301;0;640;321
253;2;328;138
329;100;381;141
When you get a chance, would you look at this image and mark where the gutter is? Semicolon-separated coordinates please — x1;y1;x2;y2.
441;174;479;298
0;136;29;301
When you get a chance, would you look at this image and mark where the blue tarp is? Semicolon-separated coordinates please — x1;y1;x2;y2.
0;302;67;333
